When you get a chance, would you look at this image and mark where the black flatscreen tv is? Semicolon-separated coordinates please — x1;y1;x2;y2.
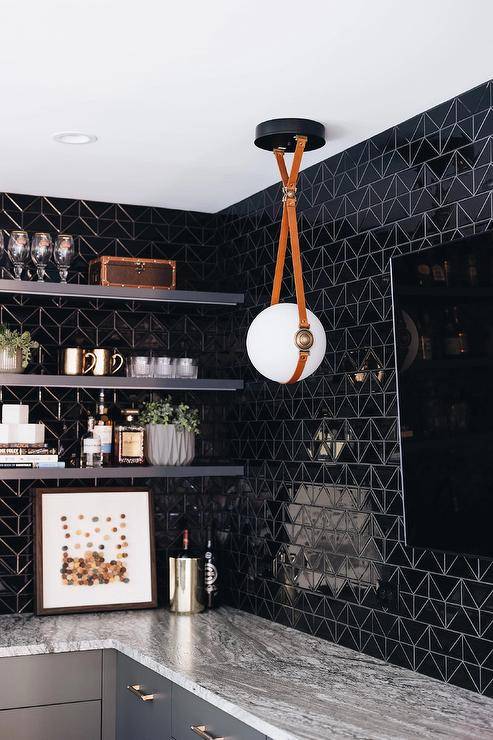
391;232;493;558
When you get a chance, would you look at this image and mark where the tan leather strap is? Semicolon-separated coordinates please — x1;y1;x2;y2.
287;136;306;190
286;197;309;329
274;148;289;186
286;350;309;384
270;136;311;383
270;136;308;320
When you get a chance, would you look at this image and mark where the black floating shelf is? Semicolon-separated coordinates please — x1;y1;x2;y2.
0;278;244;306
0;465;244;481
0;374;243;391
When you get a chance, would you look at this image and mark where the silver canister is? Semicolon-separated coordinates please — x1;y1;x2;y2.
169;555;205;615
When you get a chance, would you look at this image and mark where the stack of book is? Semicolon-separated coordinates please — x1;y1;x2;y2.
0;443;62;468
0;405;64;469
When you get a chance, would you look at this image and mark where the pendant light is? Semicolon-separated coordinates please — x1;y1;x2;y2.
246;118;327;383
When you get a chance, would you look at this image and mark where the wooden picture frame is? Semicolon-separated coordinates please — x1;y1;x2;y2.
35;486;157;616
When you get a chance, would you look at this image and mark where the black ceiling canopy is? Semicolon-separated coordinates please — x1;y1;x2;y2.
254;118;326;152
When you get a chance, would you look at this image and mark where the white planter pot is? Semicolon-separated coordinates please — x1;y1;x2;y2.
0;348;23;374
145;424;196;466
176;428;195;465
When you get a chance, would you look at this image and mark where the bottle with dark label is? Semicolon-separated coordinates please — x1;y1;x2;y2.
204;526;219;609
93;390;113;465
114;408;145;465
443;306;469;356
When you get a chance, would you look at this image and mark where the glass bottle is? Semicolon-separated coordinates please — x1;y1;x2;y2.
417;312;433;360
416;256;432;287
443;306;469;356
93;390;114;466
114;408;145;465
431;257;446;287
80;416;102;468
204;526;219;609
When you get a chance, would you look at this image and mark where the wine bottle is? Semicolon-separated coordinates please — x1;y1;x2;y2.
443;306;469;356
204;526;219;609
93;390;113;465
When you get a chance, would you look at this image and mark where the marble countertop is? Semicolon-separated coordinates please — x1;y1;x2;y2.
0;607;492;740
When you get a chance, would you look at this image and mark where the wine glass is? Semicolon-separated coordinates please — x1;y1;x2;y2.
53;234;75;283
8;231;30;280
31;232;53;282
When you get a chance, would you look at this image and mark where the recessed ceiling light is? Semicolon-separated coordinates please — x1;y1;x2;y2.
53;132;98;145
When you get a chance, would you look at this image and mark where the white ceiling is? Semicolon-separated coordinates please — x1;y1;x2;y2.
1;0;492;213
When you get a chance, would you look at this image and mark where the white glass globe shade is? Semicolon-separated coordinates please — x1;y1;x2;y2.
246;303;326;383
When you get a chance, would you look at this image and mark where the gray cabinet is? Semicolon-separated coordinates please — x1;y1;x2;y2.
0;650;102;710
0;700;101;740
172;684;265;740
116;652;172;740
0;649;269;740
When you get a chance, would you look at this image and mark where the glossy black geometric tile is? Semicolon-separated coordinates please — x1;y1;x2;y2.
0;196;234;614
216;79;493;697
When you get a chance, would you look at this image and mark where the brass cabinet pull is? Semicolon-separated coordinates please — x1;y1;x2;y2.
127;683;154;701
190;725;225;740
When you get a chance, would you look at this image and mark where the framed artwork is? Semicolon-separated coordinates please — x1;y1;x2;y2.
35;486;157;615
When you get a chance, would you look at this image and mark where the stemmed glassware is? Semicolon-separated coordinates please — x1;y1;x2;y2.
53;234;75;283
8;231;30;280
31;232;53;281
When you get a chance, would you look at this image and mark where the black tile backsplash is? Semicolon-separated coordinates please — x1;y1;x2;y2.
217;80;493;696
2;79;493;699
0;197;235;614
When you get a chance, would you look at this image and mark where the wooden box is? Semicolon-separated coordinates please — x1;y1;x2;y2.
88;256;176;290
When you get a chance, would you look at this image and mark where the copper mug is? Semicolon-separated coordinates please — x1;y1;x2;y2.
90;348;124;376
63;348;97;376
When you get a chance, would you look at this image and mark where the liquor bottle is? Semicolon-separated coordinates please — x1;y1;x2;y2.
443;306;469;356
114;408;145;465
443;257;453;287
416;256;432;287
204;526;219;609
431;257;446;287
93;390;113;465
417;312;433;360
80;416;102;468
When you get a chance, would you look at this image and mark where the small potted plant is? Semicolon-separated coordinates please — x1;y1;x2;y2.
139;398;200;466
174;402;200;465
0;327;38;374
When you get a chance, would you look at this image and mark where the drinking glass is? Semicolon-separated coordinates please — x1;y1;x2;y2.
152;356;175;378
31;232;53;281
174;357;198;379
53;234;75;283
126;356;152;377
8;231;30;280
